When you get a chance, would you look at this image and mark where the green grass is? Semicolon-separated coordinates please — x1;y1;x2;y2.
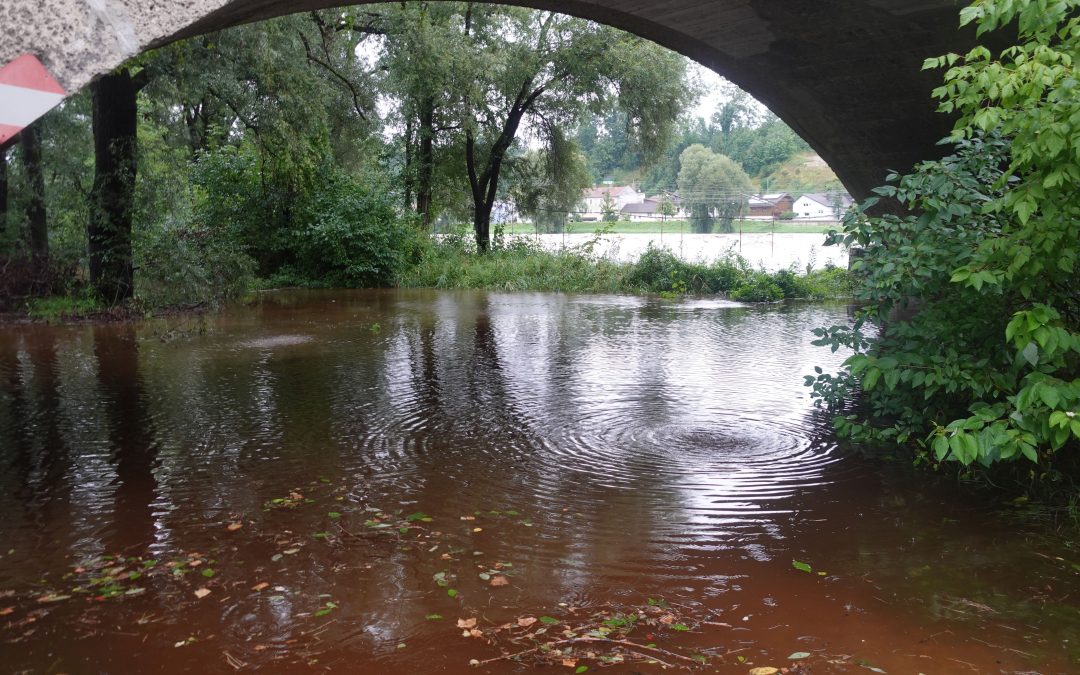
399;236;854;302
26;294;103;321
499;220;836;235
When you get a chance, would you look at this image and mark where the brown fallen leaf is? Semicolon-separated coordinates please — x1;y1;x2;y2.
457;617;477;629
472;527;483;533
489;576;509;587
561;659;577;668
194;588;211;599
440;553;452;560
517;616;537;627
189;559;203;568
251;582;269;592
748;668;779;675
0;607;13;616
659;613;675;624
227;522;243;532
468;628;483;638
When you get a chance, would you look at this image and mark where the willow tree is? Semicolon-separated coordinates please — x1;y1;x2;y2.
509;132;591;233
676;144;752;233
448;5;692;251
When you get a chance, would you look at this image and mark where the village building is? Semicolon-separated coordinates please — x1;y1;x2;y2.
746;192;794;219
791;192;855;220
581;184;644;220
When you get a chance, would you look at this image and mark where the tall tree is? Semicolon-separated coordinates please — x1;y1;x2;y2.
677;144;752;232
378;3;465;226
456;6;691;251
20;121;48;263
88;68;147;302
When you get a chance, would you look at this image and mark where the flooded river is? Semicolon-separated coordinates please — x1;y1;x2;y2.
1;289;1077;673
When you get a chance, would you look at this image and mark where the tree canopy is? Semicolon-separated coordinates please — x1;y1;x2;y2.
676;144;753;233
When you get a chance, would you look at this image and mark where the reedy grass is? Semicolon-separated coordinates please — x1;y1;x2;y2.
398;235;853;302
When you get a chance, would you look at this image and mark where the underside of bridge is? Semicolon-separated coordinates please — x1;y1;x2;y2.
0;0;975;199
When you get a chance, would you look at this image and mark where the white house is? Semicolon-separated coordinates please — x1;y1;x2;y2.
791;192;854;221
581;184;643;220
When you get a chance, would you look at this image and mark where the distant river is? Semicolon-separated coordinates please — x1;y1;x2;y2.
524;232;849;270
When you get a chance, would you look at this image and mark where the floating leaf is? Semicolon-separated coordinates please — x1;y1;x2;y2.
517;616;537;627
457;617;477;629
283;548;300;555
37;594;71;603
539;616;560;625
489;576;509;587
327;512;341;520
226;522;243;532
315;602;338;617
749;669;778;675
201;569;215;578
426;613;443;620
575;667;588;674
252;582;269;592
406;512;432;522
788;651;811;659
447;588;458;598
672;623;689;631
194;588;211;599
792;560;813;573
271;554;283;562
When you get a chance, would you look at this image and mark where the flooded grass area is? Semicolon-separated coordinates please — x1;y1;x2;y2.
0;289;1077;673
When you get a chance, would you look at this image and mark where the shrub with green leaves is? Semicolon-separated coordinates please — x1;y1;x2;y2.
292;171;417;288
808;0;1080;476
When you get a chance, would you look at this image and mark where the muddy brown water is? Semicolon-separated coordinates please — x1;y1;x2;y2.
0;289;1077;674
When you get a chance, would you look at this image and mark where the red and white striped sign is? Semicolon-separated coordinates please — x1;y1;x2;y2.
0;54;66;145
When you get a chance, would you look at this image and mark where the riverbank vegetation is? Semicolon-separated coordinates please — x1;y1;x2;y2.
400;235;853;301
807;0;1080;500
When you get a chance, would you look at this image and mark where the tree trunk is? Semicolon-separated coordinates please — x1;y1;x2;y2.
416;98;436;229
0;145;8;235
88;69;139;304
20;122;48;264
403;118;414;212
465;82;544;253
474;203;492;252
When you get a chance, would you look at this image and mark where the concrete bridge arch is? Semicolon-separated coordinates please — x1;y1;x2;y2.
0;0;974;198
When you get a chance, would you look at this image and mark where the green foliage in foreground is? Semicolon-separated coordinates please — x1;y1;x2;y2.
400;236;853;302
807;0;1080;487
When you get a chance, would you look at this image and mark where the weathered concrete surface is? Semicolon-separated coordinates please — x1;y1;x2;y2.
0;0;975;199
